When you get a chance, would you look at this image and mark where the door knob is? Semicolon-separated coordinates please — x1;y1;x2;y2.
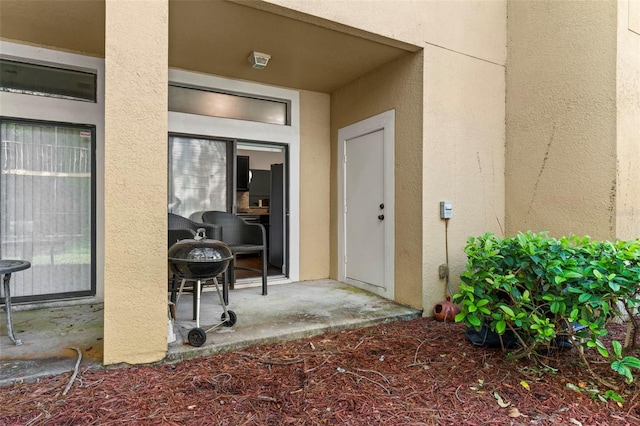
379;203;384;209
378;214;385;220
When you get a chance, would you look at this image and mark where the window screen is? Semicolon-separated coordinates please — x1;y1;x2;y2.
0;119;95;302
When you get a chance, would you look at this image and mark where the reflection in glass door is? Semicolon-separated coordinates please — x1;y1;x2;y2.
168;135;230;221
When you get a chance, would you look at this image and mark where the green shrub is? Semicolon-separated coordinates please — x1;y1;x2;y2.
453;231;640;388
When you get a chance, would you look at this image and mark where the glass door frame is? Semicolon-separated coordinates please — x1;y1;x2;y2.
168;69;300;282
235;141;289;279
0;116;97;302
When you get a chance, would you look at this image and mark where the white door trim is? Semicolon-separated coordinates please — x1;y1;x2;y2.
168;69;300;282
337;110;395;299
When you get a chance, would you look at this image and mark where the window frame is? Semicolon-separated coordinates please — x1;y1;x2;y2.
0;116;97;302
0;57;98;103
0;40;104;303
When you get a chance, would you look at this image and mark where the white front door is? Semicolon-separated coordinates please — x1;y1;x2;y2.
345;130;385;287
338;111;395;299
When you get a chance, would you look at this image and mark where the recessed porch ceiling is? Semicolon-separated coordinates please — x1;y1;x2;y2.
0;0;418;93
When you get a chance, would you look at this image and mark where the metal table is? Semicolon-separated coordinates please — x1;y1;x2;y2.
1;259;31;345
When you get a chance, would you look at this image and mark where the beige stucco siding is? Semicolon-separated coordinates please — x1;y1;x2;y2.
616;0;640;240
331;52;423;309
506;0;618;240
103;0;168;365
268;0;508;314
0;0;105;57
263;0;506;65
275;0;507;312
299;91;331;280
422;45;506;312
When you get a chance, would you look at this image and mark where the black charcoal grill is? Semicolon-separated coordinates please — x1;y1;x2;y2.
168;238;236;347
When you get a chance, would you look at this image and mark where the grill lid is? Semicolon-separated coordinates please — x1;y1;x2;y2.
168;238;232;279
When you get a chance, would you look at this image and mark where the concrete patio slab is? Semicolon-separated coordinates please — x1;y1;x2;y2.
0;280;421;386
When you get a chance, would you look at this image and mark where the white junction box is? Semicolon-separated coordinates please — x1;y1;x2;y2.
440;201;453;219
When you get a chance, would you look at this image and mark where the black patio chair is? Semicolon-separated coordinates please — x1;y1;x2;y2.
201;210;268;297
168;213;221;241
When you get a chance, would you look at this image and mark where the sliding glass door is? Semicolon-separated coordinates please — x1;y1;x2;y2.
0;118;95;302
168;136;289;280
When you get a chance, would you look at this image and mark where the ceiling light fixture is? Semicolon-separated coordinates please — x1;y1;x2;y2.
248;51;271;69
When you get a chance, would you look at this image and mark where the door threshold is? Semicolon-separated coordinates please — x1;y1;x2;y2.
234;275;288;288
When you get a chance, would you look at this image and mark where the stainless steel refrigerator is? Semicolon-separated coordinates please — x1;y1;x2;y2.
269;163;286;273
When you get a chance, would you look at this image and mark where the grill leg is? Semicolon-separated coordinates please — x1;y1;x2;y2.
192;281;198;321
195;279;201;329
214;277;228;317
222;272;229;305
230;256;236;290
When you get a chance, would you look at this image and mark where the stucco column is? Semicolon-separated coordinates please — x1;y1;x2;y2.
103;0;168;364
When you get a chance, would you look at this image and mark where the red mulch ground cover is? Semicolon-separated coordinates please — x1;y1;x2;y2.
1;318;639;425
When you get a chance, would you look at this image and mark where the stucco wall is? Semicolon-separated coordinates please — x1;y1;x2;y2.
272;0;507;312
103;0;168;365
506;0;618;240
263;0;506;65
616;0;640;240
331;52;423;309
0;0;104;57
422;45;506;313
299;91;331;280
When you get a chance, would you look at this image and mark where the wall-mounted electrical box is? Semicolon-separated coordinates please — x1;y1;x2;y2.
440;201;453;219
